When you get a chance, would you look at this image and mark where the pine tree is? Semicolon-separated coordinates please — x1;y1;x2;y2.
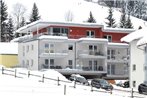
30;3;40;23
7;16;14;41
20;17;26;27
87;11;96;23
119;7;127;28
0;0;8;42
105;7;116;28
125;14;133;29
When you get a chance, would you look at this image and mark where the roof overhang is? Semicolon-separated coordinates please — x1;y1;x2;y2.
78;37;108;44
16;20;103;34
137;36;147;50
108;42;129;48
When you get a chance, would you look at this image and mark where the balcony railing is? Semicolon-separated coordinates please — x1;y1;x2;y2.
40;50;68;58
78;50;105;58
107;56;129;63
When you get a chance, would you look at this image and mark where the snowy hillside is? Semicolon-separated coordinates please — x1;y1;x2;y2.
5;0;147;29
33;0;147;29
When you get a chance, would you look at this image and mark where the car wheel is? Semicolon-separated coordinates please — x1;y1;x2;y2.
138;87;142;94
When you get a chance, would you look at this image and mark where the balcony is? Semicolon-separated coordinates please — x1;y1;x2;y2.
39;49;68;58
78;50;106;59
107;56;129;63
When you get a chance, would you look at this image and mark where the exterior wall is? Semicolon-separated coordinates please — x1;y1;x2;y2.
130;40;145;90
18;40;39;70
68;27;102;39
0;55;18;68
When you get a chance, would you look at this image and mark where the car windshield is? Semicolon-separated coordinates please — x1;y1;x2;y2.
100;79;109;85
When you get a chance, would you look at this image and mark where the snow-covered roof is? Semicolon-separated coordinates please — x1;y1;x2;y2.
39;35;68;40
16;20;103;34
137;35;147;47
102;27;135;33
0;42;18;55
121;28;147;43
78;37;108;43
108;42;129;48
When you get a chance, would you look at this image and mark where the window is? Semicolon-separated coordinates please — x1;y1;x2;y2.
23;46;25;51
26;60;29;66
133;64;136;71
22;60;25;67
68;45;73;50
133;81;136;87
50;59;54;65
52;27;69;36
86;30;95;38
45;44;49;48
45;59;49;65
31;45;34;50
26;45;29;52
144;66;147;70
104;35;112;42
89;45;93;50
31;59;33;66
68;60;73;65
107;49;115;59
89;61;92;70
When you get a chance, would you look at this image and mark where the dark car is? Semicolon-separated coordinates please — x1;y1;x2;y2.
138;83;147;94
69;74;89;85
91;78;113;90
123;81;129;88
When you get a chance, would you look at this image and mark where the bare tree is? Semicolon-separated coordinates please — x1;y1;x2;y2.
65;10;74;22
12;3;27;29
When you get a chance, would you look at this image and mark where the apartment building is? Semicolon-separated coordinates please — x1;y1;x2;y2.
17;21;134;78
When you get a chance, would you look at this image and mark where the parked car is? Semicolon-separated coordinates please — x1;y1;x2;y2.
116;80;129;88
123;81;129;88
138;83;147;94
69;74;89;85
91;78;113;90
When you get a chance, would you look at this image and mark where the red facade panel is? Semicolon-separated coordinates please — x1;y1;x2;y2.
32;25;129;43
103;32;128;43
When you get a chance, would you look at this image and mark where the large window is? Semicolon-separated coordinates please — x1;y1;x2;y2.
107;49;115;60
50;59;54;65
86;30;95;38
52;27;69;36
68;60;73;66
45;59;49;65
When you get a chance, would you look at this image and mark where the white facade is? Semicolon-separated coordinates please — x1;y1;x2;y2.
18;35;129;78
121;28;147;90
129;40;145;89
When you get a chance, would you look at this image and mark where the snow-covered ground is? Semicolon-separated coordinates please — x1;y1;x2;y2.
0;66;146;98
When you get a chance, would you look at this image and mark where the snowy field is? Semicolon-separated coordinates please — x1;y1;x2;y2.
0;66;146;98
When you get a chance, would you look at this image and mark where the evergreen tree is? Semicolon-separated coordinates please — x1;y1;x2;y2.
20;17;26;27
87;11;96;23
105;7;116;28
125;14;133;29
0;0;8;42
6;16;14;41
119;7;127;28
30;3;40;23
